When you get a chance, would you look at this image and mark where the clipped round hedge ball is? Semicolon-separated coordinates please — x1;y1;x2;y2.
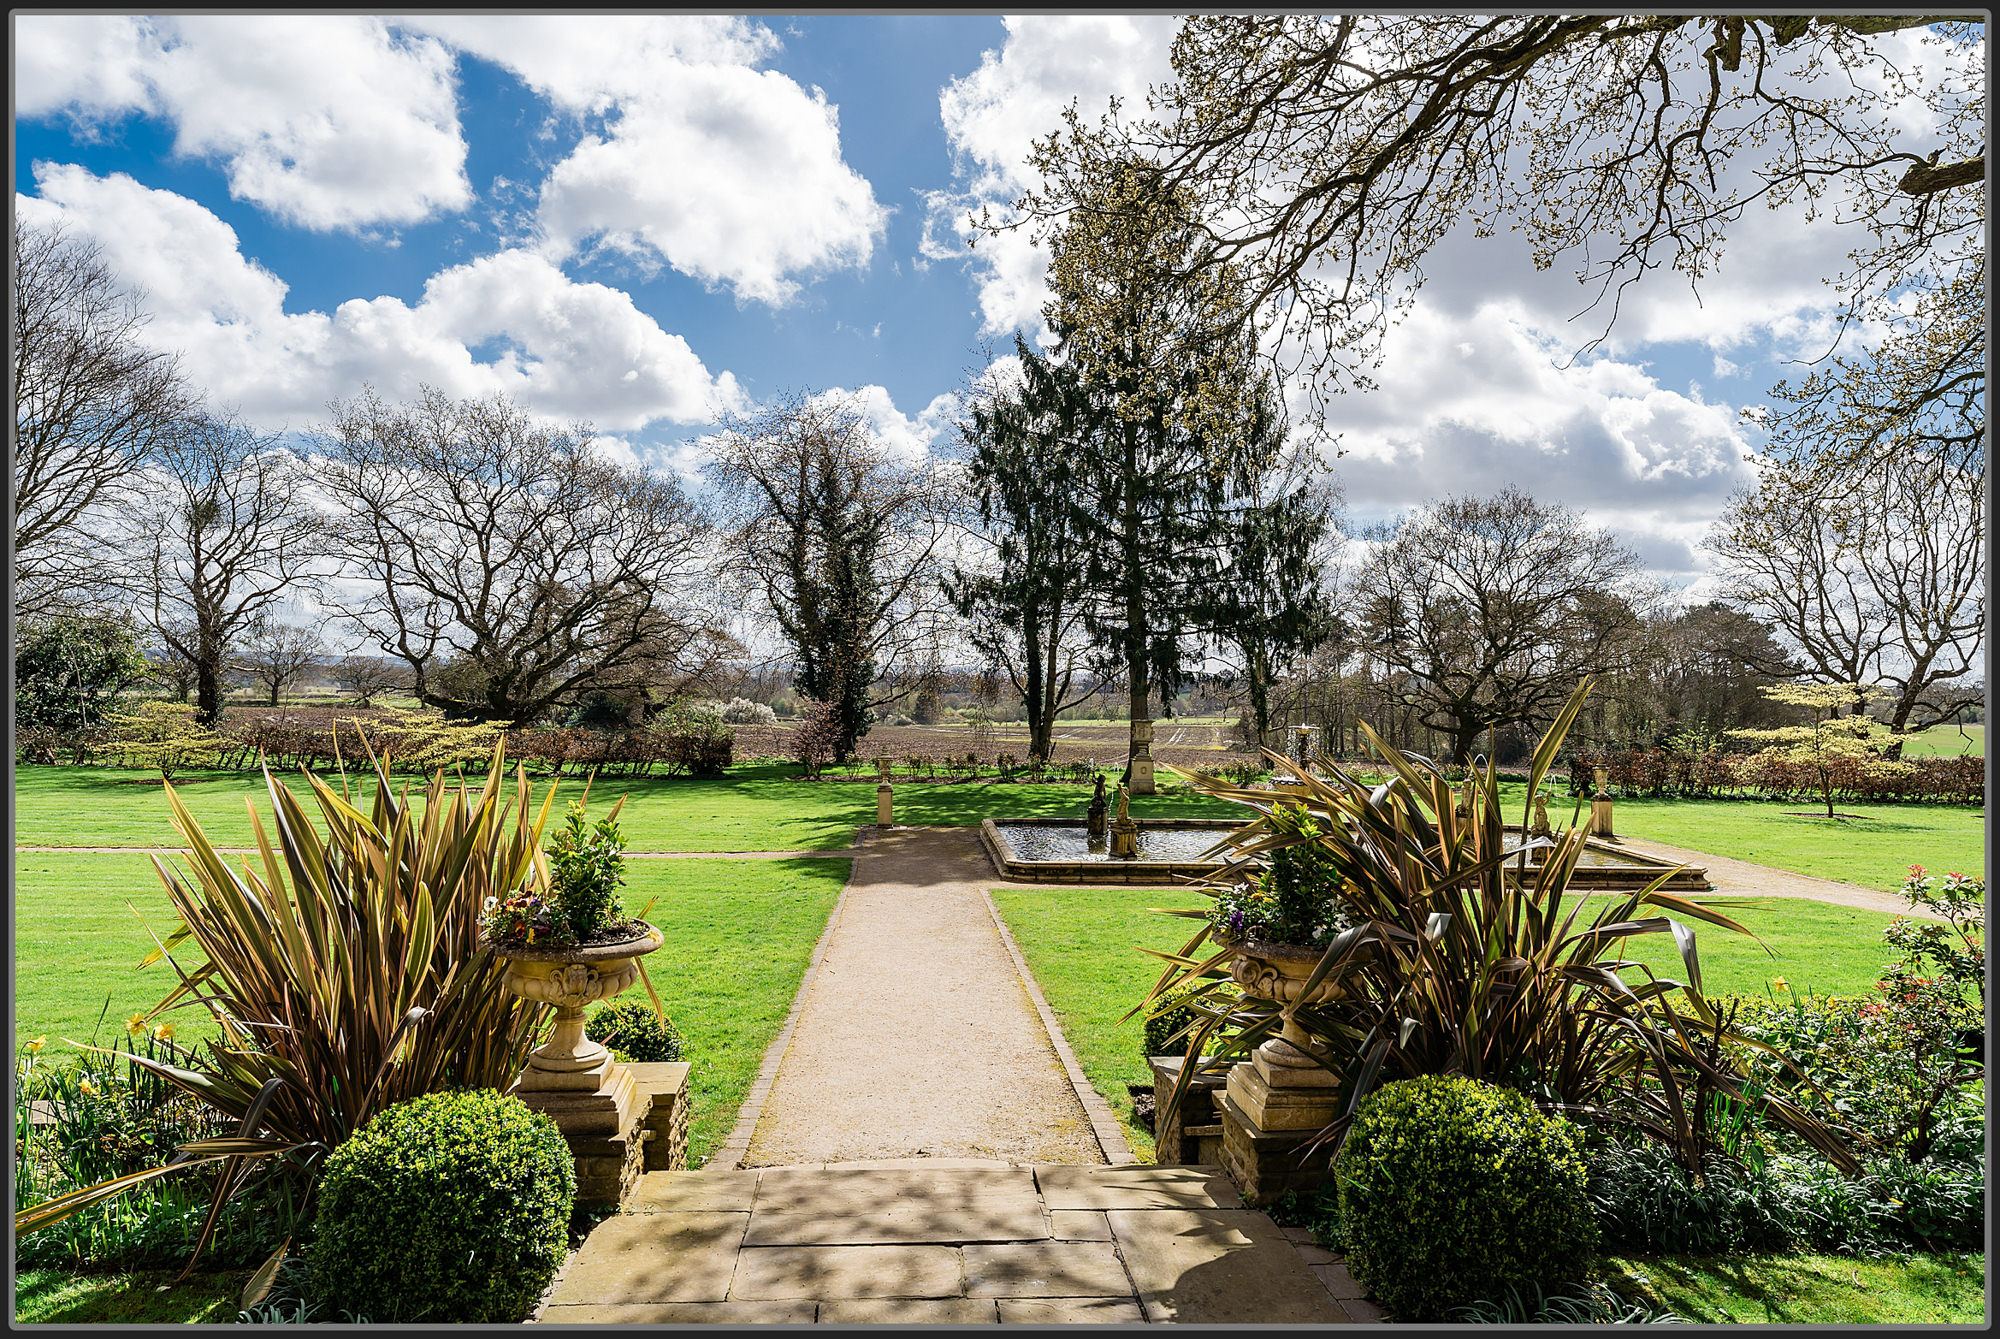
584;996;686;1063
1335;1075;1597;1320
308;1089;575;1323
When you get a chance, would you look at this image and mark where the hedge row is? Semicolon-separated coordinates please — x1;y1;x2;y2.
15;712;733;778
1566;747;1982;805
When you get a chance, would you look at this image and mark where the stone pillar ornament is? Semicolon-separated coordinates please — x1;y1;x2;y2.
1589;766;1616;838
877;782;894;827
1128;718;1156;795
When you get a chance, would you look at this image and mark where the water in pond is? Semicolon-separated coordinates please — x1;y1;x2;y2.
994;823;1662;871
993;823;1228;864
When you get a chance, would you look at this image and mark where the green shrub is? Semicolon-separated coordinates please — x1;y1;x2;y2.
585;996;685;1063
308;1089;575;1323
547;802;630;942
1587;1139;1986;1257
1336;1075;1597;1321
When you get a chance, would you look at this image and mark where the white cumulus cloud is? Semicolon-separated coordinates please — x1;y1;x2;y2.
414;15;887;306
20;165;741;432
15;14;471;231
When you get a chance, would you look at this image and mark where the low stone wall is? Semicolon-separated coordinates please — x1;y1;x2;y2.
979;816;1240;885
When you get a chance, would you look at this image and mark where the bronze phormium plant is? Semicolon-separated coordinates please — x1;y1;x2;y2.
1137;681;1860;1177
14;731;561;1275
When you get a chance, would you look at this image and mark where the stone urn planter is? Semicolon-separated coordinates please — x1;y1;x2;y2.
1215;938;1347;1202
487;921;663;1134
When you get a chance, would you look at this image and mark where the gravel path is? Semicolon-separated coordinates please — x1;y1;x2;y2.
1609;835;1941;920
736;826;1105;1168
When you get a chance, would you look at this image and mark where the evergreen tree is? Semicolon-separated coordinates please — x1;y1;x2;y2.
947;336;1102;761
1042;158;1312;789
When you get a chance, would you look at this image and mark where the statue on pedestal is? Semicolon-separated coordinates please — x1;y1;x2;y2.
1108;782;1138;858
1530;791;1553;839
1086;774;1108;838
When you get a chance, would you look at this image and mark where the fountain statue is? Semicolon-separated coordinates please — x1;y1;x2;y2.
1086;774;1108;839
1530;790;1553;839
1108;782;1139;858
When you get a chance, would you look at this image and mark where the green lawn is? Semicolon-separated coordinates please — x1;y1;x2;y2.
1590;794;1984;891
1611;1252;1985;1325
12;852;846;1168
989;883;1916;1161
1900;723;1985;757
12;763;1242;852
12;1268;247;1325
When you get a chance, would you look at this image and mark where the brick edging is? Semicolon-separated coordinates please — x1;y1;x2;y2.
706;830;869;1168
979;887;1137;1165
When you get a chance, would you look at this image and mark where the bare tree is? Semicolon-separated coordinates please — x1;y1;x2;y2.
236;619;326;709
703;390;955;761
12;219;192;615
1006;15;1983;423
131;414;325;725
312;387;716;724
1352;488;1647;762
329;654;413;708
1707;446;1984;749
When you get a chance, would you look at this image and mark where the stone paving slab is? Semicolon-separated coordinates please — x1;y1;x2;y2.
547;1165;1386;1324
1107;1207;1351;1325
1035;1164;1240;1212
752;1166;1040;1213
997;1297;1147;1324
962;1241;1132;1298
728;1244;966;1300
818;1298;1000;1324
743;1202;1051;1247
537;1300;817;1324
1048;1209;1114;1241
544;1212;746;1306
626;1169;761;1213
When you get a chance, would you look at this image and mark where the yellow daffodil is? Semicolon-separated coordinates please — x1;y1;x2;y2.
1770;976;1789;993
126;1013;149;1037
153;1022;176;1042
77;1078;95;1095
26;1036;46;1054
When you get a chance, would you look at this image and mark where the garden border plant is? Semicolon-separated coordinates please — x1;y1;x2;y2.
13;732;566;1281
1134;680;1861;1177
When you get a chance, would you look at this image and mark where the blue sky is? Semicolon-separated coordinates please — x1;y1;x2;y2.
12;14;1973;592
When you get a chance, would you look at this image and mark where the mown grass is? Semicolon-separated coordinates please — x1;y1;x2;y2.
16;763;1980;890
12;1267;247;1325
12;852;846;1168
1899;723;1985;757
989;882;1916;1165
11;763;1241;852
1589;794;1984;892
1610;1252;1985;1324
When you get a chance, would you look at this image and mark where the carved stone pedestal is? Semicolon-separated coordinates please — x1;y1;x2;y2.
1217;941;1344;1205
1219;1092;1338;1206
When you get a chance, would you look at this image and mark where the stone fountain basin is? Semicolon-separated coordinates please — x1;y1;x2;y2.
979;817;1710;892
981;817;1243;884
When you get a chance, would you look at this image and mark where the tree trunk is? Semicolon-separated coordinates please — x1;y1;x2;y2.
1449;717;1481;766
194;631;225;727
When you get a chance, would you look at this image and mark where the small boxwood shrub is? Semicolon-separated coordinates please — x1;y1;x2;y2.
585;996;686;1063
1336;1075;1597;1321
307;1089;575;1323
